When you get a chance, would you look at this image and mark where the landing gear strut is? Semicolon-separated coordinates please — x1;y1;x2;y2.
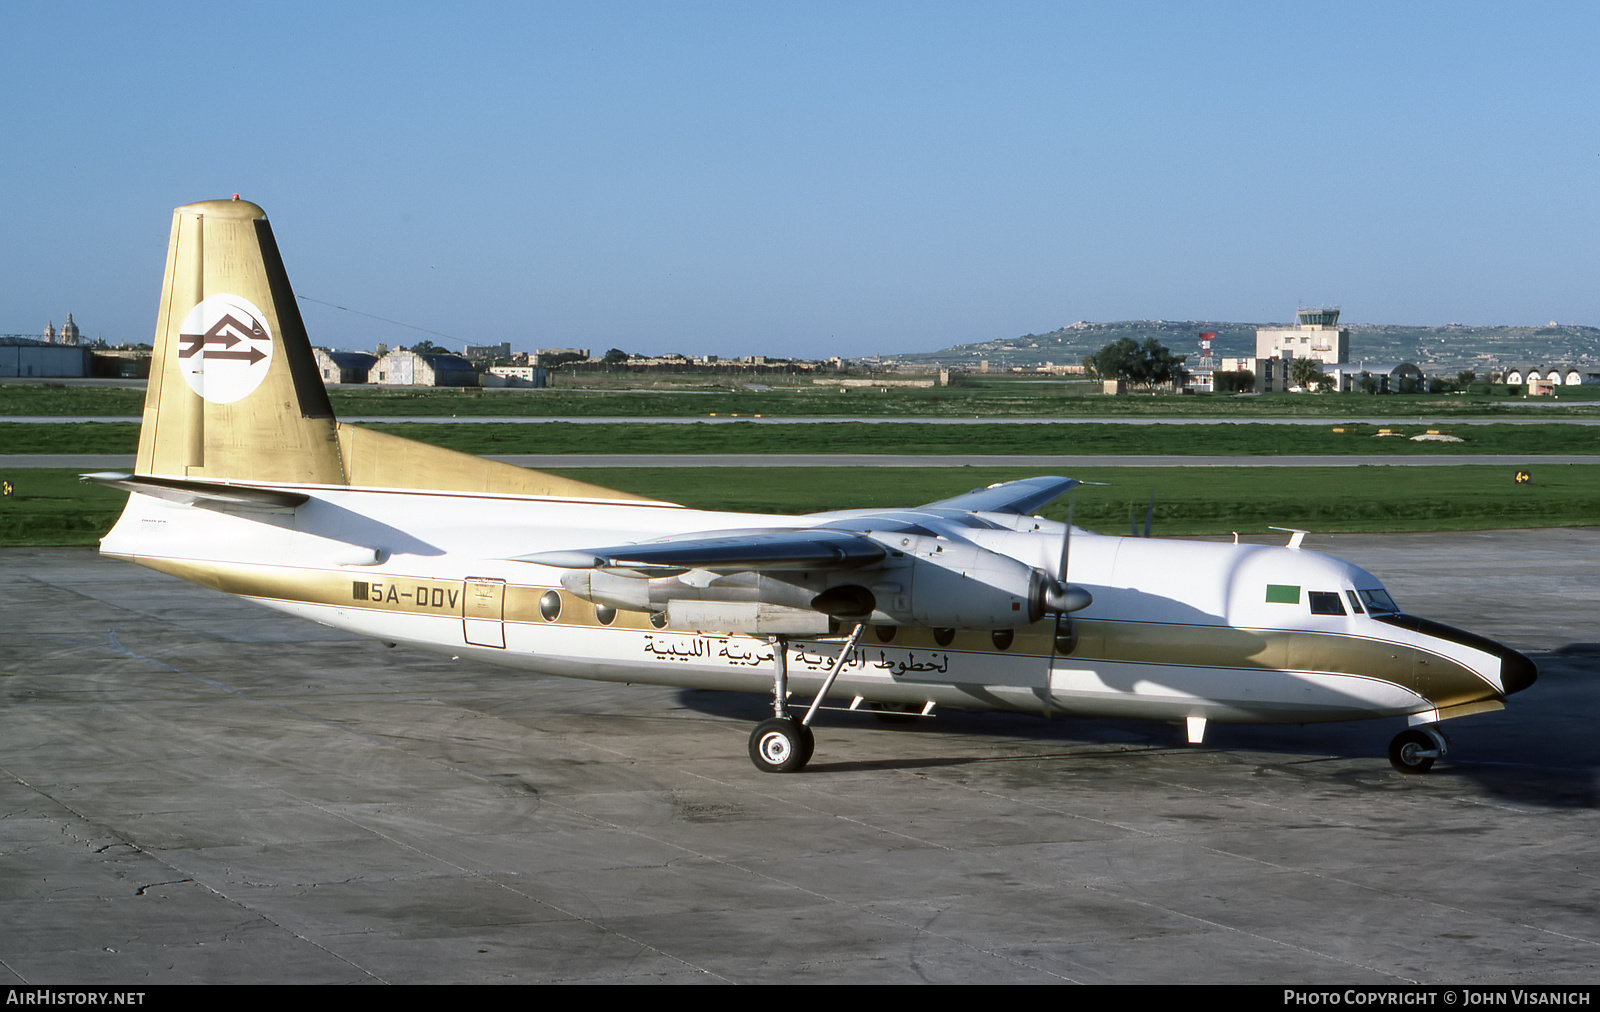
1388;726;1447;774
747;625;865;773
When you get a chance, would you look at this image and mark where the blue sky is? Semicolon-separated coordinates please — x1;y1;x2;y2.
4;2;1596;357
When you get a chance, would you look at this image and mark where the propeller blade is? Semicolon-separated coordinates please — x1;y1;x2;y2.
1044;488;1091;613
1057;488;1074;582
1143;491;1154;538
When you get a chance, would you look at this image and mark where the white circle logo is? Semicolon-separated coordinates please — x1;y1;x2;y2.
176;294;275;404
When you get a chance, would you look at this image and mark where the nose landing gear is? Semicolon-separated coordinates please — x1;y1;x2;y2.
1389;726;1448;774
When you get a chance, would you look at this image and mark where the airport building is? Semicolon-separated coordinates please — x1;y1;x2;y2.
1502;364;1594;388
0;336;92;377
1249;307;1352;392
313;349;379;384
1255;307;1350;365
484;365;549;387
371;348;479;387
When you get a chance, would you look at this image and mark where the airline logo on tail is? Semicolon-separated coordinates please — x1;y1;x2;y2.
177;294;274;403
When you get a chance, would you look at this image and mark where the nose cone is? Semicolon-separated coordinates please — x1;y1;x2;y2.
1497;645;1538;695
1376;613;1538;696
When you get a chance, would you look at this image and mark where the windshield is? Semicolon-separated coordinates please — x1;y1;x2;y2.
1357;588;1399;615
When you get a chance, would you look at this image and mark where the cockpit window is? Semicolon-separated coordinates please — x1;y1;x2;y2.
1357;588;1399;615
1308;591;1346;616
1345;590;1365;614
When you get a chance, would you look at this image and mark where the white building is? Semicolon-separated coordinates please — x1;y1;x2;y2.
1255;307;1350;366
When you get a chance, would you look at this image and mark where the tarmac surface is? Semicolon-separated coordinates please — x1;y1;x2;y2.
2;531;1598;984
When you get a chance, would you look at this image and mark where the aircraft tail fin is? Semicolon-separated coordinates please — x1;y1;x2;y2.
134;198;648;501
137;198;342;483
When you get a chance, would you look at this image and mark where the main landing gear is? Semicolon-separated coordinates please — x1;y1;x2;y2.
1388;725;1448;774
747;625;865;773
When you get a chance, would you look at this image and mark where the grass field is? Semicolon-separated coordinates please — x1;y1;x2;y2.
5;378;1599;419
4;419;1598;457
6;464;1595;547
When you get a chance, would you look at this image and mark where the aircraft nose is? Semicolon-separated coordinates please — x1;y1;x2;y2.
1374;613;1538;696
1496;645;1538;695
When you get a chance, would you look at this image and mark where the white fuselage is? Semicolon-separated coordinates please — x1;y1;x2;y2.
101;483;1517;728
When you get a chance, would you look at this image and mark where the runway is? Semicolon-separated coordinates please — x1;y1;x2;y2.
2;531;1597;984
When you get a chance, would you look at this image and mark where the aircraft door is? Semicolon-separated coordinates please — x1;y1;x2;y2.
464;577;506;648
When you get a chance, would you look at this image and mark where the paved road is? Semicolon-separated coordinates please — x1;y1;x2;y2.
2;532;1596;984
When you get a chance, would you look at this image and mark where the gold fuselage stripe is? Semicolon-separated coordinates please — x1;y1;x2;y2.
118;555;1498;709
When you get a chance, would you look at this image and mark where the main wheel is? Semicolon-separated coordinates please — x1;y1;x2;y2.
1388;729;1440;774
749;718;814;773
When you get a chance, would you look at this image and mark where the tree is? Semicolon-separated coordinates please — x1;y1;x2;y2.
1213;369;1254;393
1082;337;1187;388
1289;357;1331;392
407;340;446;356
602;348;631;364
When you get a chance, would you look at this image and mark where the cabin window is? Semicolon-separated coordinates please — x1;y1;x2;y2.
539;591;562;622
1265;584;1301;604
991;629;1014;651
874;625;896;643
1357;588;1399;615
933;628;955;647
595;604;616;626
1308;591;1345;616
650;612;668;629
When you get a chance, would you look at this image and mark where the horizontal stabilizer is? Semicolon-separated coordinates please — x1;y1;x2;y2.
520;530;887;572
81;472;308;510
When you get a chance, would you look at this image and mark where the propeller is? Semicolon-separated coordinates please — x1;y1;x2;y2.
1045;490;1091;662
1130;490;1154;538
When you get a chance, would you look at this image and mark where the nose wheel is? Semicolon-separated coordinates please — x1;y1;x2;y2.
1389;726;1447;774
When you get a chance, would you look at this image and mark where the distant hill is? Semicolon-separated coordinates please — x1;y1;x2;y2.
886;320;1600;374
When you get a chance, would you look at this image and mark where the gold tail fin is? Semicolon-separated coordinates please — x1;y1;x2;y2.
137;199;342;482
135;198;648;501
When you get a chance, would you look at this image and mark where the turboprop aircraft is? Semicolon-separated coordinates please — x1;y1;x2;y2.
90;198;1536;775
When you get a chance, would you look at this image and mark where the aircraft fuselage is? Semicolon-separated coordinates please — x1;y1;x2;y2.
102;482;1530;730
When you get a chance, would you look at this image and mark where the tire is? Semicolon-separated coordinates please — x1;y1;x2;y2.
749;718;814;773
1388;729;1439;774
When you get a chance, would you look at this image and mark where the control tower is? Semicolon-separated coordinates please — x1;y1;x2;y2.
1255;306;1349;365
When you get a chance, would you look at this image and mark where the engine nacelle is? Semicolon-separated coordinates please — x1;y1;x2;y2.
557;534;1057;633
865;532;1045;629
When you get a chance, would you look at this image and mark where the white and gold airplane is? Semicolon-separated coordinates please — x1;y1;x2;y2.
89;198;1535;774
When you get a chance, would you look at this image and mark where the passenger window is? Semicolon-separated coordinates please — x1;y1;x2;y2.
1308;591;1346;616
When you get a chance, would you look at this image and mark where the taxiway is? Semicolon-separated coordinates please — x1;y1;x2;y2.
1;531;1596;984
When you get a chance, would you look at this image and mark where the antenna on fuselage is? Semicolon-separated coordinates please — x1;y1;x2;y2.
1268;526;1310;550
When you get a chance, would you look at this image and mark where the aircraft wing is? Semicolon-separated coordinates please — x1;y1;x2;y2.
521;529;887;572
918;476;1079;515
524;477;1081;573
